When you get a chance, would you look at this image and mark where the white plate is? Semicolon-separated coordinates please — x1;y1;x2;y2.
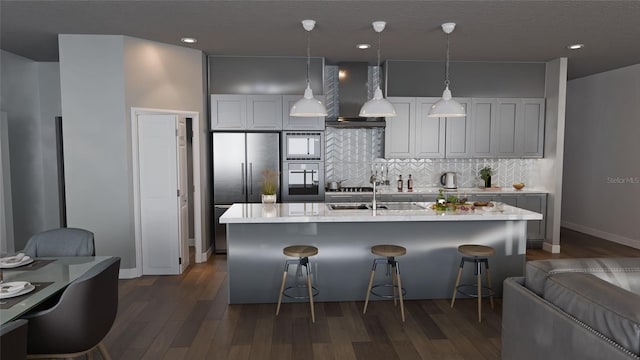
0;256;34;269
0;282;35;299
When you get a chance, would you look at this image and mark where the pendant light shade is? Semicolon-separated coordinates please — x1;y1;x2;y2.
290;20;328;117
290;85;327;117
428;22;466;118
359;21;396;118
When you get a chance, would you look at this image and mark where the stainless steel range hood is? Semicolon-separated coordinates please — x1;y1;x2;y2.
325;62;386;128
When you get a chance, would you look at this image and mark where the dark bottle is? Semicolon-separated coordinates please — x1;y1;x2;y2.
397;175;403;192
407;174;413;192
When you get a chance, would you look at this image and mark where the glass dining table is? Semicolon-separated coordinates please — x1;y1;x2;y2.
0;256;115;325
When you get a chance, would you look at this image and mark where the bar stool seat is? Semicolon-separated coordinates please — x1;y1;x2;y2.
371;244;406;257
276;245;319;323
451;244;495;323
283;245;318;258
363;244;407;322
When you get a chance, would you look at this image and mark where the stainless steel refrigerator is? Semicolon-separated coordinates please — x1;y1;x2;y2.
213;132;280;253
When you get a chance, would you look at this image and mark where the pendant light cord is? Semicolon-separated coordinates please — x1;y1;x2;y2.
377;31;382;85
444;34;450;87
306;30;311;87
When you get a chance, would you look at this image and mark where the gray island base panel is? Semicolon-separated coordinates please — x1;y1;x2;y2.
221;203;541;304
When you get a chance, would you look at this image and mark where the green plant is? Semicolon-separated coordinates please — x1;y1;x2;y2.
479;166;493;181
261;169;278;195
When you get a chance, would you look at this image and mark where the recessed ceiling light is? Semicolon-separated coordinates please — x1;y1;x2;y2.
181;37;197;44
567;43;584;50
356;44;371;50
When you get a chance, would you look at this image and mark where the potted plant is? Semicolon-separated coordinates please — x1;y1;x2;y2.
261;169;278;204
479;166;493;188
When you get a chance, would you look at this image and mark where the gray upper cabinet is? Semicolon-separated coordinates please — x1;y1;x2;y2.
385;97;415;158
211;94;247;130
520;99;545;157
444;99;472;158
246;95;283;130
471;99;496;157
472;98;545;158
415;98;446;158
282;95;326;130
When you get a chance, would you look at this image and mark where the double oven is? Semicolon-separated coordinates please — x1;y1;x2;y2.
281;131;325;202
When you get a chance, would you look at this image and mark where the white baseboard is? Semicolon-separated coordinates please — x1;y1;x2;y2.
542;242;561;253
562;221;640;250
119;267;141;279
196;245;212;263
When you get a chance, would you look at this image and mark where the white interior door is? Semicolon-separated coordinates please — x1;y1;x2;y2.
138;114;180;275
177;117;189;272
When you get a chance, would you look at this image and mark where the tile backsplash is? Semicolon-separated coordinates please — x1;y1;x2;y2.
325;127;537;188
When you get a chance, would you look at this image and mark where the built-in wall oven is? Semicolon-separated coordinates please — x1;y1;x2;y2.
282;131;324;202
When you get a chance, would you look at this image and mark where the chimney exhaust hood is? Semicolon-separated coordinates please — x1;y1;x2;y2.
325;62;387;128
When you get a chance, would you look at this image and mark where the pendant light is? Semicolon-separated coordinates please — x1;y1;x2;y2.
359;21;397;118
428;22;466;118
290;19;328;117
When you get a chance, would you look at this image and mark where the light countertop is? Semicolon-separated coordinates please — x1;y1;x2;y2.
219;202;543;224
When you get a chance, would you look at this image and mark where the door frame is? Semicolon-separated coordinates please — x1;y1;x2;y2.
131;107;203;277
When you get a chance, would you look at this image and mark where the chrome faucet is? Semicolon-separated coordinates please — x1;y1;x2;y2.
369;174;377;210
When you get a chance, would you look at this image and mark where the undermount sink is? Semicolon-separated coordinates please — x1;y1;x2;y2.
328;203;369;210
327;203;427;211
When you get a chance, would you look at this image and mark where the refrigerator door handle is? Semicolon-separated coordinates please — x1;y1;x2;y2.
241;163;245;194
249;162;253;195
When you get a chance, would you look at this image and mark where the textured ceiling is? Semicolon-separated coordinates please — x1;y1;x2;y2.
1;0;639;79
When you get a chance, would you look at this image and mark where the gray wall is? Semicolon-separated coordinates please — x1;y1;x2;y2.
563;63;640;248
386;61;546;97
59;35;208;269
0;50;61;250
209;56;324;95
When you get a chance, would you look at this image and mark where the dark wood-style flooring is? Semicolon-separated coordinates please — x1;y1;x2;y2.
104;228;640;360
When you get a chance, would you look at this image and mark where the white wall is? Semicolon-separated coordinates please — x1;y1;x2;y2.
563;64;640;248
59;35;208;270
0;50;61;250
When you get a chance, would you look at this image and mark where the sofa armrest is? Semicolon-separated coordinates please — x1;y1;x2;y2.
502;277;639;360
525;258;640;296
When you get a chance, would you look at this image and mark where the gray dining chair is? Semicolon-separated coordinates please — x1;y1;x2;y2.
22;257;120;360
1;319;28;360
22;228;95;258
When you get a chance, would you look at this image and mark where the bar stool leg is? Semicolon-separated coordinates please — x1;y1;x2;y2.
362;261;377;314
485;261;494;309
450;258;464;308
476;259;482;323
394;262;405;322
305;262;315;323
275;262;289;316
391;262;398;306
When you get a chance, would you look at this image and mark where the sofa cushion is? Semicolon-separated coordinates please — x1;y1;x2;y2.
544;272;640;356
525;257;640;296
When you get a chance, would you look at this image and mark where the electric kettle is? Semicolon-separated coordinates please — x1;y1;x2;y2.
440;172;458;189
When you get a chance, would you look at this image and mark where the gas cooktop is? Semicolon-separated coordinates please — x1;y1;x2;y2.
326;186;374;192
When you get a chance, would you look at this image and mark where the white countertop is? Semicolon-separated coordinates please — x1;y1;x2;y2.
219;202;543;224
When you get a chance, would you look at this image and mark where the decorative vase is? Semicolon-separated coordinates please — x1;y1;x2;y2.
484;176;492;188
261;194;276;204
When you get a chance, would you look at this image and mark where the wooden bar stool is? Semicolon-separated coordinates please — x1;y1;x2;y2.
275;245;319;323
450;244;495;322
363;244;407;322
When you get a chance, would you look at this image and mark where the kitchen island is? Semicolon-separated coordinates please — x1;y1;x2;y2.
220;202;542;304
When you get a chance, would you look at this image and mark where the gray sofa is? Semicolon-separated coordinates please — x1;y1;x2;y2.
502;257;640;360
